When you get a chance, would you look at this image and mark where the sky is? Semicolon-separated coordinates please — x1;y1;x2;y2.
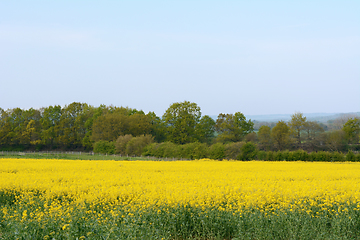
0;1;359;117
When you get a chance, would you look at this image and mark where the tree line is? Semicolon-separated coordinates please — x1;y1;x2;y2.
0;102;359;157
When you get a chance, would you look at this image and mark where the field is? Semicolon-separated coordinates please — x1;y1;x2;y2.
1;158;360;239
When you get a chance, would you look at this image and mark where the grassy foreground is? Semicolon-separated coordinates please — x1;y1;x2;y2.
1;158;360;239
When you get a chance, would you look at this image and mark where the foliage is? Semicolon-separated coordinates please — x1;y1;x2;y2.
289;112;307;147
224;142;244;160
114;134;133;155
162;101;201;144
346;151;356;162
93;140;115;154
125;134;154;156
257;125;271;150
143;142;180;158
208;142;225;160
238;142;258;160
342;118;360;144
271;121;290;150
0;103;359;155
215;112;254;143
195;115;216;144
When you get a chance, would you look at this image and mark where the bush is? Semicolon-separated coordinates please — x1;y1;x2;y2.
292;150;309;161
239;142;257;161
309;152;317;162
93;141;116;154
126;135;154;156
356;153;360;162
266;151;274;161
313;151;332;162
143;142;180;158
224;142;245;160
209;143;225;160
273;151;283;161
257;151;267;160
345;151;356;162
332;151;345;162
179;142;209;160
282;150;291;161
115;135;133;155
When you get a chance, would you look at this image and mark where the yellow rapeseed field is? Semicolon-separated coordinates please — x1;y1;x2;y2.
1;158;360;214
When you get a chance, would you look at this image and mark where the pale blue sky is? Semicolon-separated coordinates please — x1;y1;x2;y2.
1;1;359;116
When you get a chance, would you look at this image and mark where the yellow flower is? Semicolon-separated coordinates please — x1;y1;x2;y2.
62;224;70;230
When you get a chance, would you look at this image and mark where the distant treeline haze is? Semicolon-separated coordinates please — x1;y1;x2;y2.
0;102;359;157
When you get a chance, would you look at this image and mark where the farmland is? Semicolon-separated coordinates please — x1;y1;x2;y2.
1;158;360;239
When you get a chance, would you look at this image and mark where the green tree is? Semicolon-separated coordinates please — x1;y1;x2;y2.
115;134;133;155
162;101;201;144
289;112;306;148
342;118;360;144
257;125;272;150
239;142;258;160
209;142;225;160
92;113;130;142
215;112;254;143
125;134;154;156
40;105;62;148
224;142;244;160
271;121;290;150
326;130;347;152
195;115;216;144
58;102;92;149
93;140;115;154
303;121;325;151
147;111;166;142
128;113;152;136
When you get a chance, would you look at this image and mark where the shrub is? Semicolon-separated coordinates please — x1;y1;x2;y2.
143;142;180;158
93;141;116;154
239;142;257;161
356;153;360;162
126;134;154;156
115;134;133;155
257;151;267;160
308;152;317;162
209;143;225;160
332;151;345;162
346;151;356;162
179;142;209;160
292;150;309;161
313;151;332;162
274;151;283;161
266;151;274;161
224;142;245;160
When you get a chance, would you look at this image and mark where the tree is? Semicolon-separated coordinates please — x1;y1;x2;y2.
147;111;166;142
239;142;257;161
195;115;216;144
257;125;272;150
58;102;92;149
303;121;325;151
326;130;347;152
215;112;254;143
125;134;154;156
342;118;360;144
128;113;152;136
40;105;62;148
162;101;201;144
271;121;290;150
289;112;306;148
91;113;130;142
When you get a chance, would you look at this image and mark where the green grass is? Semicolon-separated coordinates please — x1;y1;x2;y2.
1;196;360;239
0;152;165;161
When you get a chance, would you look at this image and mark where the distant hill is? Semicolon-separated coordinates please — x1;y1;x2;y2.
245;112;360;123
